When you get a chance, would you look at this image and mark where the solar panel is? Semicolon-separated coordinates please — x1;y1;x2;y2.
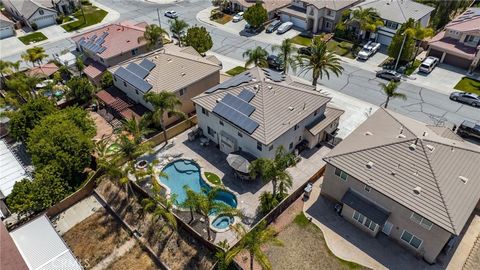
264;69;285;82
126;63;149;79
238;89;255;102
91;44;100;53
100;32;109;39
90;34;97;41
98;47;106;54
222;93;255;116
95;37;105;46
139;59;156;71
114;67;152;93
213;102;259;134
205;72;252;93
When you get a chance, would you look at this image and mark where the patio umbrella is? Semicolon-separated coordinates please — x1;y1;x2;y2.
226;152;252;174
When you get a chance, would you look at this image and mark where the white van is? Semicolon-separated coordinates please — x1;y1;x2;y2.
419;56;439;74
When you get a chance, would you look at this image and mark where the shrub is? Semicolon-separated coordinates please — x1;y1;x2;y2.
81;0;92;5
56;16;64;24
100;71;113;88
30;23;38;30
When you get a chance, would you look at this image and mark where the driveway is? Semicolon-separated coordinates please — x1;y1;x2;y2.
0;34;25;55
407;63;467;96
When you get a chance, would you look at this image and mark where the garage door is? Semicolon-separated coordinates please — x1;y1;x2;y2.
31;15;55;28
279;14;306;29
0;27;14;39
443;54;472;69
428;49;444;59
376;34;393;46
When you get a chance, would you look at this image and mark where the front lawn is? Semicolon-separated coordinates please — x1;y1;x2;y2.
204;172;222;185
18;32;48;45
213;13;232;24
62;6;108;32
226;66;247;76
454;77;480;95
327;39;355;59
291;35;312;46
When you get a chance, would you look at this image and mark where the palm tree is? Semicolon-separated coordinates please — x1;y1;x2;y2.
346;7;384;40
229;221;283;270
140;24;168;50
142;174;177;231
5;73;42;101
0;60;20;82
121;116;153;144
405;21;434;64
115;134;152;162
169;18;189;47
21;47;48;67
379;80;406;108
215;240;239;270
182;187;241;241
242;46;268;68
143;91;185;143
296;39;344;86
249;146;294;198
272;38;297;74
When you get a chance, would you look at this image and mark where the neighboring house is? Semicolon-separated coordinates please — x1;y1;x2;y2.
321;108;480;263
0;13;16;39
428;8;480;71
3;0;58;29
0;222;28;270
25;62;59;78
35;0;80;15
278;0;362;33
105;45;221;125
72;21;151;85
192;67;344;159
227;0;290;18
352;0;434;45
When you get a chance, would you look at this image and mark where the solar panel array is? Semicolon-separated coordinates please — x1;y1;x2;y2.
205;72;252;93
238;89;255;102
114;67;152;92
222;93;255;116
213;102;259;134
126;63;149;79
78;31;109;54
263;68;285;82
139;59;156;71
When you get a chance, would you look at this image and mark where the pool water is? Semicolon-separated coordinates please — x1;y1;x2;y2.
212;215;234;230
159;159;237;208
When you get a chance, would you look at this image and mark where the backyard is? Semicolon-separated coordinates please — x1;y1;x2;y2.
62;5;108;32
18;32;47;45
454;77;480;95
106;244;159;270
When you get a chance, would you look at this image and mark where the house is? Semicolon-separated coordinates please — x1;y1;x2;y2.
25;62;59;78
72;21;151;85
321;108;480;263
278;0;362;33
427;8;480;71
35;0;80;15
3;0;58;29
0;222;28;270
0;13;16;39
227;0;290;18
192;67;344;159
352;0;434;45
104;45;221;125
9;214;82;269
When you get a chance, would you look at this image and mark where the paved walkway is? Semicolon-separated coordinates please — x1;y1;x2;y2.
51;195;103;235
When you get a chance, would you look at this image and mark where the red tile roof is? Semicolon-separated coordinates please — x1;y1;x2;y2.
72;21;147;59
0;223;28;270
84;61;106;80
25;63;59;77
429;31;477;60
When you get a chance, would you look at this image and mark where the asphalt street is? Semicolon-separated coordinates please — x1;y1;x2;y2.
1;0;478;126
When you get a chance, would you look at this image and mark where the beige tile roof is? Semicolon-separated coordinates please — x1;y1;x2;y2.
109;44;221;93
233;0;290;13
0;13;15;25
307;106;344;135
324;109;480;234
354;0;434;24
192;67;331;145
304;0;361;11
446;8;480;33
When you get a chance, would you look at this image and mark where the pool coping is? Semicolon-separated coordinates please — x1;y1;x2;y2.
209;215;241;233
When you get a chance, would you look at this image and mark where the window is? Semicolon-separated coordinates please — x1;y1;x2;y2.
298;136;302;142
257;141;262;151
219;120;224;126
179;88;186;96
314;110;318;116
352;210;377;231
334;168;348;181
325;21;331;29
113;76;117;82
385;20;399;30
289;142;293;149
167;112;172;118
131;49;138;56
465;35;475;43
123;81;127;87
364;185;371;192
410;212;433;230
400;230;423;249
237;131;243;137
294;124;299;131
269;145;274;151
135;90;139;95
39;9;44;15
207;126;215;136
201;107;209;116
326;9;333;16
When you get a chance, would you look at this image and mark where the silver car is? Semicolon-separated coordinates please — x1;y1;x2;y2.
450;92;480;107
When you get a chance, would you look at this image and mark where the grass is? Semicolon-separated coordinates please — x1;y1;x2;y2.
293;212;311;227
213;13;233;24
18;32;48;45
63;209;130;268
291;35;312;46
226;66;247;76
62;6;108;32
327;39;355;59
106;244;158;270
404;60;421;75
454;77;480;95
204;172;222;185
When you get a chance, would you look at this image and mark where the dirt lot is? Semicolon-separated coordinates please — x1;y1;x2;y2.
96;179;215;270
106;244;159;270
63;209;130;269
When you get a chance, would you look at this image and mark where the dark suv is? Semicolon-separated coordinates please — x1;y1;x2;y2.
267;55;284;71
457;120;480;140
266;20;282;33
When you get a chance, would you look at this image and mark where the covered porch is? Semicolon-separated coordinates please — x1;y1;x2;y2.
304;106;344;148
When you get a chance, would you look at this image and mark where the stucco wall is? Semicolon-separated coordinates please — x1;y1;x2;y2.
321;163;452;263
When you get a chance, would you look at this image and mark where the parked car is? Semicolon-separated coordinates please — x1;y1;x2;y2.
244;23;264;34
419;56;439;74
457;120;480;140
376;70;402;82
267;55;284;71
298;46;312;56
277;22;293;34
266;20;282;33
164;10;178;18
357;41;380;60
450;91;480;107
232;12;244;22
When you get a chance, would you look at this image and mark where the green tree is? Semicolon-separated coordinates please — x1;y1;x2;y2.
346;7;383;40
230;221;283;270
379;80;406;108
66;76;95;104
0;60;20;82
297;39;344;86
184;26;213;54
140;24;168;50
21;46;48;67
143;91;185;143
100;71;113;88
115;134;152;162
5;73;42;101
215;240;239;270
5;97;57;141
258;191;279;215
387;19;416;64
272;38;297;74
142;174;177;231
6;179;35;217
405;21;434;63
169;18;189;47
242;46;268;68
121;117;153;145
243;2;267;29
75;56;85;74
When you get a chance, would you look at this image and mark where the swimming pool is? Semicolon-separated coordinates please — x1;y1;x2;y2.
211;215;234;230
159;159;237;208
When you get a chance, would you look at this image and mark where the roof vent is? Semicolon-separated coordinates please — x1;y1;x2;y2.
181;72;186;77
167;58;172;62
366;161;374;169
409;144;416;151
390;171;396;176
426;144;435;152
268;85;273;90
364;131;373;136
413;186;422;195
254;84;259;90
216;98;221;103
459;176;468;184
288;106;294;111
397;134;406;138
423;131;428;137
